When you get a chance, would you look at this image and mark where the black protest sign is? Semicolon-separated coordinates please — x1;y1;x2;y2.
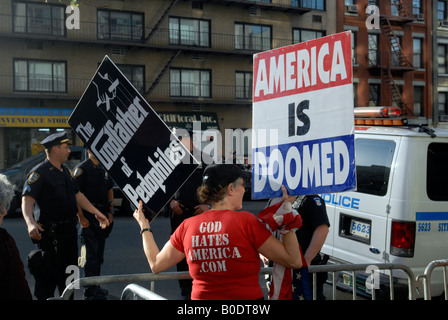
68;56;199;222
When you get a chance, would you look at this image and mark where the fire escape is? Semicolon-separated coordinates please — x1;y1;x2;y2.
145;0;181;95
368;0;415;116
144;0;311;97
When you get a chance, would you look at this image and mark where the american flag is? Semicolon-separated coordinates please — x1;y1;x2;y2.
258;199;311;300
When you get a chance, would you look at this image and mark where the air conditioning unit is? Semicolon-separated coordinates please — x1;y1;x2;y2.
346;5;358;14
439;115;448;122
415;13;424;21
249;6;260;16
439;20;448;28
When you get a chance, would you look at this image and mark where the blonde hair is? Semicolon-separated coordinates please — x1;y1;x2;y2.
197;180;239;204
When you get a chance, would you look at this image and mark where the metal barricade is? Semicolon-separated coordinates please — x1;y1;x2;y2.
416;259;448;300
51;271;191;300
306;263;416;300
54;263;417;300
121;284;167;300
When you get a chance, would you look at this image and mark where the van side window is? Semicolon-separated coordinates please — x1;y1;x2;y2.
427;143;448;201
355;139;395;196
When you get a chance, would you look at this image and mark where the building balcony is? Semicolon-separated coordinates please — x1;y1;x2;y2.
0;13;292;55
201;0;312;13
0;75;251;106
366;51;415;73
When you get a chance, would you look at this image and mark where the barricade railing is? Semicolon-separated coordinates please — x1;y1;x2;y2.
306;263;416;300
51;271;191;300
53;263;418;300
416;259;448;300
121;284;167;300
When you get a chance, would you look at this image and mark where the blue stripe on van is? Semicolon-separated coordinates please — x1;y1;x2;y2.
416;212;448;221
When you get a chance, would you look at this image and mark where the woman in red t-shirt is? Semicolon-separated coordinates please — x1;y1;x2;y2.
133;164;302;300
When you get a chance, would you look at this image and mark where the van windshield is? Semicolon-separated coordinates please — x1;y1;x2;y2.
427;143;448;201
355;139;396;196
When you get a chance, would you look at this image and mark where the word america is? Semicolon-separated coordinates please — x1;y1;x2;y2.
254;39;348;98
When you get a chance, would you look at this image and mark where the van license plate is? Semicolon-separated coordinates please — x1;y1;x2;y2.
350;220;370;239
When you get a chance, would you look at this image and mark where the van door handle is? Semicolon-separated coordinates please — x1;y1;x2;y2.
369;247;381;254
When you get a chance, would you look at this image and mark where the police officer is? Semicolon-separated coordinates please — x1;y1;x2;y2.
265;194;330;300
21;132;109;300
169;128;212;299
292;194;330;300
73;149;114;300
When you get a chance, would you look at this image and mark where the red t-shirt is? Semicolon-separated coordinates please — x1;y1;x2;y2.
170;210;272;300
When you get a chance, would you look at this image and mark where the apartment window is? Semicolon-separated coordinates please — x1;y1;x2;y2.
413;0;423;14
351;31;357;64
438;44;448;74
98;10;143;41
170;69;211;98
414;86;424;116
391;0;402;16
392;85;403;107
14;59;66;93
13;1;65;36
235;23;271;51
413;38;423;68
368;33;379;66
391;36;402;66
369;83;380;106
118;65;145;94
235;72;252;99
301;0;325;10
438;1;447;20
439;92;448;116
169;17;210;47
292;28;324;44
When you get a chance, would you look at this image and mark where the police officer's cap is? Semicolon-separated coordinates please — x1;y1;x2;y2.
40;132;71;149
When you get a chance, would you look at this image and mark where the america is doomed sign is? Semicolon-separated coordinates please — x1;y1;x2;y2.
69;56;198;221
252;31;356;199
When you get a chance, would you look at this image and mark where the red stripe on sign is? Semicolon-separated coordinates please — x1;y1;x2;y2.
253;31;353;103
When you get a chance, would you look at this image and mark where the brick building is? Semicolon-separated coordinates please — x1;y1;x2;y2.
339;0;435;124
0;0;336;168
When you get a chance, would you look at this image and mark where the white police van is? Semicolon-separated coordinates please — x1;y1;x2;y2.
321;107;448;299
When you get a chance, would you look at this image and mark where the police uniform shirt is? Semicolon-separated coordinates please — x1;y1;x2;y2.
173;148;210;209
22;160;79;223
72;158;114;215
295;195;330;255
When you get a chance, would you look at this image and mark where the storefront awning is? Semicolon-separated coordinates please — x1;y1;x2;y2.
0;107;72;128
